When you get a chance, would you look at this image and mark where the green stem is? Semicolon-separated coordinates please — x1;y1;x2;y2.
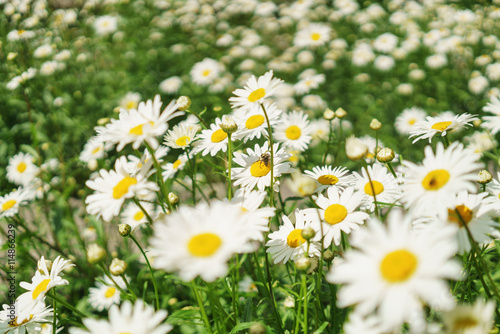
191;281;213;334
98;263;128;296
443;134;450;148
302;274;308;333
47;291;89;319
52;288;57;334
132;198;154;224
260;103;275;208
129;234;160;310
227;133;233;200
145;142;172;212
121;274;138;300
385;162;397;179
362;163;380;217
322;119;334;165
186;151;197;204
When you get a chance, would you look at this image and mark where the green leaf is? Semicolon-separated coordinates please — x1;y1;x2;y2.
229;322;256;334
313;321;329;334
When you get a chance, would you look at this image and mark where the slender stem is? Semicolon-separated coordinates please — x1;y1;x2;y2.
132;197;154;224
47;291;89;319
362;164;380;217
186;109;209;128
231;256;239;323
443;134;450;148
385;162;397;178
129;234;160;310
322;119;334;165
260;103;275;208
334;120;344;162
302;274;308;334
227;133;233;200
145;142;172;212
186;151;197;204
52;288;57;334
121;274;138;299
98;263;128;296
191;281;213;334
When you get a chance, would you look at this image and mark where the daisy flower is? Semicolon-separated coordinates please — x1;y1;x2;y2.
409;113;478;143
85;156;159;222
293;23;331;49
303;186;369;248
17;256;74;322
327;210;461;332
192;118;228;156
121;201;155;231
164;123;199;150
266;209;322;264
232;102;281;143
229;70;283;110
6;152;39;186
231;142;293;192
394;107;427;136
352;164;401;211
401;142;481;217
304;165;353;194
274;110;313;152
162;153;188;180
0;302;53;334
480;94;500;135
79;136;112;163
149;200;253;282
190;58;224;86
126;145;170;178
0;188;31;218
70;300;172;334
118;92;141;111
294;73;326;95
88;276;127;312
93;15;118;36
442;299;495;334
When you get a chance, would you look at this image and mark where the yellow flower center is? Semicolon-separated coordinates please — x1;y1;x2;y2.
408;118;416;125
2;200;17;211
421;169;450;191
105;287;116;298
133;210;144;221
431;121;452;131
248;88;266;102
285;125;301;140
211;129;227;143
112;177;137;199
202;69;211;77
453;317;478;330
126;101;137;110
318;174;339;185
9;315;33;327
311;32;321;41
173;159;182;169
250;160;271;177
17;162;27;173
287;229;306;248
364;180;384;196
246;115;265;129
324;204;347;225
175;136;191;147
129;122;153;135
32;279;51;299
380;249;418;283
91;147;101;154
188;233;222;257
18;30;26;35
448;205;473;226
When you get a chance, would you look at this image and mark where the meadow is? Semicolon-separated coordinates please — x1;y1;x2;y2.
1;0;500;333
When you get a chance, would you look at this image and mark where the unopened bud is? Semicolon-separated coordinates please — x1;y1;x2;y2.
323;108;335;120
301;226;316;241
249;323;266;334
38;259;52;273
323;249;335;262
307;257;319;274
335;107;347;119
377;147;395;163
176;96;191;111
473;119;482;127
97;117;110;125
118;224;131;237
221;115;238;134
7;52;18;60
87;244;106;264
88;159;98;171
295;257;311;271
168;192;180;205
345;136;368;161
109;258;127;276
477;170;493;184
370;118;382;130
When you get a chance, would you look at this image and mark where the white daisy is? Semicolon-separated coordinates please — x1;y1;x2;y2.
88;276;127;312
79;136;112;163
266;209;322;264
304;165;353;194
0;302;53;334
192;118;228;156
0;188;32;218
93;15;118;36
85;156;159;222
231;142;293;192
162;153;188;180
352;164;401;211
409;113;478;144
394;107;427;136
229;70;283;110
121;201;155;231
232;102;281;143
17;256;74;322
293;23;331;49
327;210;461;332
118;92;141;111
442;299;495;334
274;110;313;152
401;142;482;217
480;94;500;135
190;58;224;86
150;200;253;282
294;73;325;95
303;186;369;248
163;123;199;150
6;152;39;186
70;300;172;334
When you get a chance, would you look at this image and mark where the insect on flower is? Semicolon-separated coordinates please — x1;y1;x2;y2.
258;152;271;168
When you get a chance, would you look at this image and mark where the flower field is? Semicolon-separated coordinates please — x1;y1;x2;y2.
2;0;500;333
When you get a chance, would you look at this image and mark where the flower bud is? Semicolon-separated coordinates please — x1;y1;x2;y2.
306;257;319;275
97;117;110;125
335;107;347;119
345;136;368;161
168;192;180;205
38;259;52;273
249;323;266;334
118;224;131;237
323;108;335;120
7;52;18;60
284;296;295;308
370;118;382;130
295;256;311;271
109;258;127;276
323;249;335;262
376;147;395;163
477;170;493;184
221;115;238;134
87;244;106;264
176;96;191;111
301;226;316;241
